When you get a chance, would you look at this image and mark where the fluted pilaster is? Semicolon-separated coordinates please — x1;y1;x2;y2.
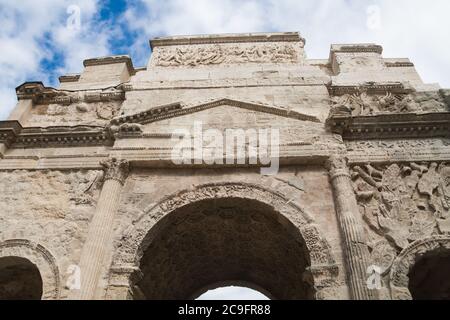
75;158;129;300
326;155;376;300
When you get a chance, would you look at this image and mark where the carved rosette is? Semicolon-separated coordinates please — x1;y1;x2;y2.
326;155;351;180
326;154;376;300
101;158;130;185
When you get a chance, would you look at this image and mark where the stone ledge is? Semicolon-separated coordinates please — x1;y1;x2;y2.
330;43;383;55
328;112;450;140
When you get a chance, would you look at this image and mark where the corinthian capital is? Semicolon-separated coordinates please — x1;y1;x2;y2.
325;155;350;180
101;158;130;185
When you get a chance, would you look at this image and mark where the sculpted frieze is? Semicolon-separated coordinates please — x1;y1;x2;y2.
154;43;300;67
346;138;450;151
352;162;450;255
29;101;121;127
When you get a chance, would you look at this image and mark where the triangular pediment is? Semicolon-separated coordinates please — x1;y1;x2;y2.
111;98;320;127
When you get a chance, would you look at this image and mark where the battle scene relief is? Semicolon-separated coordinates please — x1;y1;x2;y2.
351;162;450;274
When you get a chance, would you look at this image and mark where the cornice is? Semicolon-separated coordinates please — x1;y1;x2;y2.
58;74;81;83
110;98;320;126
330;44;383;55
150;32;305;49
327;112;450;140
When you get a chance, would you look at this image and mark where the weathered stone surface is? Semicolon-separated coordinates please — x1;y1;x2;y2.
0;32;449;300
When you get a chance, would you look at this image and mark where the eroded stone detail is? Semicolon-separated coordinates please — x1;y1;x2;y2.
331;90;448;117
389;235;450;300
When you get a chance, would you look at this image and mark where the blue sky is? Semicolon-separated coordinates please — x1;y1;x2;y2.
1;0;449;300
1;0;450;120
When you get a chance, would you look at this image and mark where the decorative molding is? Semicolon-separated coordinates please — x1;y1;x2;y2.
15;82;126;105
58;74;81;83
0;121;23;147
150;32;305;49
14;125;114;148
327;112;450;140
0;239;61;300
153;43;301;67
389;236;450;300
101;158;130;185
111;98;320;126
83;55;135;75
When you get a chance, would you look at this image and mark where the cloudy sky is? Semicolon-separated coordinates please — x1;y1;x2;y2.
0;0;449;298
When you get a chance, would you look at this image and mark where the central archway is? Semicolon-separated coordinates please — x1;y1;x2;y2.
109;183;338;300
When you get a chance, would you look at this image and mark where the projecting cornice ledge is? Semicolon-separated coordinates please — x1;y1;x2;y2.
0;121;114;148
327;112;450;140
15;82;129;105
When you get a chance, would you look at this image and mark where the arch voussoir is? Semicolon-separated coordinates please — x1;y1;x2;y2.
109;182;338;299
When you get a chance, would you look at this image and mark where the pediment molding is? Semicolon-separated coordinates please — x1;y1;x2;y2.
327;82;413;96
110;98;320;126
15;82;128;105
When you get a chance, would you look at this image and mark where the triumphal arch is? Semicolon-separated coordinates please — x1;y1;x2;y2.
0;32;449;300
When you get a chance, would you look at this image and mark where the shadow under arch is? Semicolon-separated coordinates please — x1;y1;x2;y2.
108;182;338;300
390;235;450;300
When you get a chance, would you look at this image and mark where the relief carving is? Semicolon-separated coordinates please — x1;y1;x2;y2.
330;90;448;117
154;44;299;67
30;101;121;127
352;162;450;259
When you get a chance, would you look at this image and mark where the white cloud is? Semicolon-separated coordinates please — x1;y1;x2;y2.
0;0;111;119
196;286;270;300
125;0;450;87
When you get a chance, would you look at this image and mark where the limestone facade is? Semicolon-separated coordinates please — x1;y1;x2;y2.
0;32;449;300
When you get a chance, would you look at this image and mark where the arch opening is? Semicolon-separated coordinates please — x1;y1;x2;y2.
408;249;450;300
133;197;314;300
196;283;270;300
0;256;43;300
